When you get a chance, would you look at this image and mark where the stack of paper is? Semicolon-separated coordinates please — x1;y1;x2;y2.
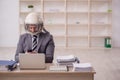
56;55;78;66
73;63;92;72
57;55;76;62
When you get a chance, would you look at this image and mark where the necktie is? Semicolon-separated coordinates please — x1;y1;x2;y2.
32;35;37;51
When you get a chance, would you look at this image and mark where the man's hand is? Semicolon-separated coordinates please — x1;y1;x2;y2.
26;50;37;54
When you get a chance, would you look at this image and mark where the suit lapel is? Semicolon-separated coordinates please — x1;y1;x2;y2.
27;34;32;50
36;33;44;52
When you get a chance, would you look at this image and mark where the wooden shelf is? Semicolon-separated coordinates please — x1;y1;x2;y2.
43;11;65;13
90;24;111;26
44;24;65;26
20;11;41;15
67;0;88;2
67;11;89;13
67;24;88;26
19;0;112;49
20;0;41;2
90;35;111;38
67;35;88;38
90;12;112;14
91;0;111;2
44;0;64;1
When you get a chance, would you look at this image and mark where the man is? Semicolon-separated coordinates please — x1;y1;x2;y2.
15;12;55;63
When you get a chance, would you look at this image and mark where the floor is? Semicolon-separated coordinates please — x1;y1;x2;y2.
0;47;120;80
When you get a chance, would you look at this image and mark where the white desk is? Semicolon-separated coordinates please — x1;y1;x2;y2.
0;64;96;80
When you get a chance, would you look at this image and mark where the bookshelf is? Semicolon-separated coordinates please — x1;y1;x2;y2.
19;0;112;49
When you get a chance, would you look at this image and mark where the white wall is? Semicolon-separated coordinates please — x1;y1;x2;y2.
0;0;120;47
0;0;19;47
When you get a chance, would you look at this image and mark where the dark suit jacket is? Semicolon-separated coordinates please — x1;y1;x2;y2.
15;32;55;63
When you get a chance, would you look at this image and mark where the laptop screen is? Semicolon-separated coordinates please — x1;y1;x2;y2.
19;53;45;70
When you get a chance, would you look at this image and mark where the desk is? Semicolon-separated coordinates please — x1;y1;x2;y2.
0;64;96;80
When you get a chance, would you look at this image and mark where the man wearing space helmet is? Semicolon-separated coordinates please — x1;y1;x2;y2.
15;12;55;63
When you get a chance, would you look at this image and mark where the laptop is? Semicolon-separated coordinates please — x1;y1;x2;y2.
19;53;46;70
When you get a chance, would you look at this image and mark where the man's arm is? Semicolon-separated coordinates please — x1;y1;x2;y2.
45;35;55;63
15;35;25;62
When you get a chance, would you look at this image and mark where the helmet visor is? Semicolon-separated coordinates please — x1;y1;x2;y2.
26;24;42;33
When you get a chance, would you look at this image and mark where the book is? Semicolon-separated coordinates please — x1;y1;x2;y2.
0;60;17;71
73;63;92;72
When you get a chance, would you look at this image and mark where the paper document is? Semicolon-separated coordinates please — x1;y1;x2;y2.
73;63;92;72
73;63;91;68
57;55;76;62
